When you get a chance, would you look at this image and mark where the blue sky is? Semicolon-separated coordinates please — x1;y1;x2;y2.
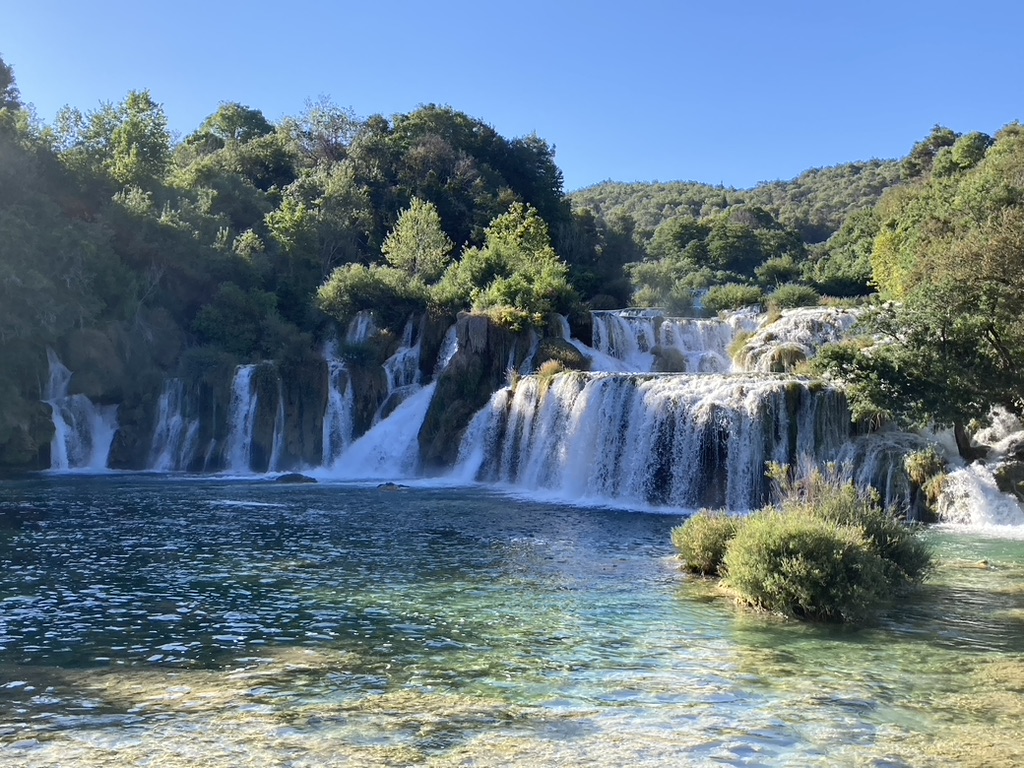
4;1;1022;191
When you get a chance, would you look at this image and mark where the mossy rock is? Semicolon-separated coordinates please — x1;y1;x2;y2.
0;399;53;469
418;313;534;472
651;344;687;373
533;338;590;372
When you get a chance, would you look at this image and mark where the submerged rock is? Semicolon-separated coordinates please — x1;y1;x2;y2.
276;472;317;484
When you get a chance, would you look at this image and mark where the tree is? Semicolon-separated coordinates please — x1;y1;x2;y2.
818;125;1024;457
382;197;454;283
436;203;576;321
54;90;171;188
0;54;20;122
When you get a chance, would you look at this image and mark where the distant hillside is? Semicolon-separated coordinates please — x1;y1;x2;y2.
571;159;901;246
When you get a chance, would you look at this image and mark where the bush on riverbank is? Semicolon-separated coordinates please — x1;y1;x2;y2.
671;511;742;575
672;464;932;622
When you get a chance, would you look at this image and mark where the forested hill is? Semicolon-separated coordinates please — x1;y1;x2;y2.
570;160;901;246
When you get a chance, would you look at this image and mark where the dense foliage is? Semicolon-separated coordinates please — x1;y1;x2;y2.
814;124;1024;455
569;159;901;310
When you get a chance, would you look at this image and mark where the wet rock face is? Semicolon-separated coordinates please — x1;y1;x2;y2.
60;329;126;403
281;358;328;468
0;400;53;469
994;461;1024;502
418;314;535;472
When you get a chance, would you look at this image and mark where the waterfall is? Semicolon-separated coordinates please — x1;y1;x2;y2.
435;323;459;374
737;307;858;373
320;382;437;479
657;313;759;373
383;316;422;393
44;348;118;471
322;340;354;467
267;376;287;472
937;463;1024;528
590;311;658;371
457;372;850;511
225;365;258;473
346;310;377;345
149;379;201;471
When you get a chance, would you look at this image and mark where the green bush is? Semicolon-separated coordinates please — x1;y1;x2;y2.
770;465;933;588
702;283;764;313
316;264;430;332
671;511;742;576
767;282;821;309
723;510;889;623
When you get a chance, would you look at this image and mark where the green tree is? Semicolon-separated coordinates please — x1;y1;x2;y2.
381;197;454;282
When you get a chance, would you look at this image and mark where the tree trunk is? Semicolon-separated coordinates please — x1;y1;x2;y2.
953;420;979;462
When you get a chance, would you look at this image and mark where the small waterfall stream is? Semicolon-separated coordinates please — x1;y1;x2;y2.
320;382;437;479
149;379;201;471
322;340;355;467
44;348;118;470
225;365;258;473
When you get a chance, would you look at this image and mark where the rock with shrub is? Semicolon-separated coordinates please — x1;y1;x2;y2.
671;464;932;623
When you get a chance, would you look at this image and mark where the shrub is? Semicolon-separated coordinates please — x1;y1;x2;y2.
904;446;948;506
768;463;933;587
702;283;764;314
723;510;889;623
671;511;742;576
767;282;821;310
536;359;565;393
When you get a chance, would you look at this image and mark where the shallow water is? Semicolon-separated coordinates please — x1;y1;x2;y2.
0;475;1022;766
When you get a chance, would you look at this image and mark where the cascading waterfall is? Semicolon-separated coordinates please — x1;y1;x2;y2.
322;340;354;467
456;372;850;510
346;310;377;345
435;323;459;374
737;307;858;373
383;316;422;393
225;364;258;473
149;379;201;471
657;312;760;373
320;382;437;479
937;464;1024;528
590;310;659;371
44;348;118;470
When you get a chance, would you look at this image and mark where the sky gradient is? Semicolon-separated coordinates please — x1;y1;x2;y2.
4;0;1022;191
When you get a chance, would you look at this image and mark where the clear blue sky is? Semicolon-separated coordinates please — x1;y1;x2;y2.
4;0;1022;191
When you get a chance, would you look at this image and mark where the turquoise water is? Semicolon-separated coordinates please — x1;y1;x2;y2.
0;475;1022;766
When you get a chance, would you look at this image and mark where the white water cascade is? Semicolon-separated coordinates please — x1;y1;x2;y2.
322;340;355;467
456;372;850;510
435;323;459;374
44;348;119;470
346;310;377;345
738;307;858;373
590;310;660;371
587;307;858;375
383;316;422;393
225;365;258;473
149;379;201;471
320;382;437;480
937;463;1024;529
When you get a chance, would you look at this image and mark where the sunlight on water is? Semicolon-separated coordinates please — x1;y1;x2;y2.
0;476;1022;766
